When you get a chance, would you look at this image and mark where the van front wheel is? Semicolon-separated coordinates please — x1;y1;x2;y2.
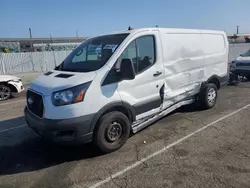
93;111;130;153
199;83;218;109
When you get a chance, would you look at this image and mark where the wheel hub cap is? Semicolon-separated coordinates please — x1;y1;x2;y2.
106;122;122;142
207;88;216;105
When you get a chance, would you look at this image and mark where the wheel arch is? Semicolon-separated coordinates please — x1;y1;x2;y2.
89;101;136;133
0;81;18;92
202;75;221;90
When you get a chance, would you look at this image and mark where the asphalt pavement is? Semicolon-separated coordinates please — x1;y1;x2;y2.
0;83;250;188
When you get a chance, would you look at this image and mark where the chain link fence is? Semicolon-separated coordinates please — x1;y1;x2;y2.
0;51;71;74
0;43;250;74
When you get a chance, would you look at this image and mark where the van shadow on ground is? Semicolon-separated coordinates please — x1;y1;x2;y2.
0;103;203;176
0;116;101;175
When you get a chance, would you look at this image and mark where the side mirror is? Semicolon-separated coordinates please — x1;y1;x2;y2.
120;58;135;80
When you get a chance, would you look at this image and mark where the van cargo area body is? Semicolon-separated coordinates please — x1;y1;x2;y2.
25;28;229;153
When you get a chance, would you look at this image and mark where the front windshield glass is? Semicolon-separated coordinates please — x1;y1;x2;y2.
241;50;250;57
56;33;129;72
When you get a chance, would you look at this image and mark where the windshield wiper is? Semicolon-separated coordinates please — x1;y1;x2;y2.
60;68;93;72
61;68;78;72
78;68;92;72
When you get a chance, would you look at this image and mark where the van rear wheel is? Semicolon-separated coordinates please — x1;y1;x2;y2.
199;83;218;109
93;111;130;153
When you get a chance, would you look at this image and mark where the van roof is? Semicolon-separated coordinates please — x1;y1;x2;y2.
107;27;226;36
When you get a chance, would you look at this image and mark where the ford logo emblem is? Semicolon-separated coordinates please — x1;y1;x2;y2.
28;98;33;105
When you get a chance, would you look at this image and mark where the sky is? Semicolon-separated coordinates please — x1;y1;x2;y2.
1;0;250;38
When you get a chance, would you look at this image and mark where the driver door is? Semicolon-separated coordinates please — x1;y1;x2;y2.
117;31;165;120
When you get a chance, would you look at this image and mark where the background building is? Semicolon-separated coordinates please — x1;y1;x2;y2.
227;34;250;44
0;34;250;53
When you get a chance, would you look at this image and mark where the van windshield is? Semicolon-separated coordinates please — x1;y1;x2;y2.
56;33;129;72
241;50;250;57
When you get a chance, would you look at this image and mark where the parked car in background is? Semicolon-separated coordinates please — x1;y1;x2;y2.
0;75;24;101
230;49;250;80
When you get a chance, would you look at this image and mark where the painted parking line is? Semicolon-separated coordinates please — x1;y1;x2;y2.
0;99;26;106
88;103;250;188
0;124;28;133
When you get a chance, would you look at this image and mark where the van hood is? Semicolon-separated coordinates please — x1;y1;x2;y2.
29;70;96;95
236;56;250;61
0;75;20;82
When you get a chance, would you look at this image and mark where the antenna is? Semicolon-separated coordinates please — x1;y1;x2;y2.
49;33;57;68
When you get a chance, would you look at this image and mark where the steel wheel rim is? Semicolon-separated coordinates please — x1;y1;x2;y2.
207;88;216;105
0;86;10;101
106;121;123;143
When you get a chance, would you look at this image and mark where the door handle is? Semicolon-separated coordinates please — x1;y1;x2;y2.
153;71;162;77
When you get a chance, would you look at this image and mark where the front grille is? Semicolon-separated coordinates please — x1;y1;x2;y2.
27;90;44;118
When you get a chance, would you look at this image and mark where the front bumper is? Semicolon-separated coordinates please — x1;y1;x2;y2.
228;72;240;85
25;107;94;145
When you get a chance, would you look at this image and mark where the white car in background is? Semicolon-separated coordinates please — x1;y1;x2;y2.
0;75;24;101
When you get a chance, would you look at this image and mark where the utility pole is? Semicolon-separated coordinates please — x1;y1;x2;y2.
49;33;55;51
29;28;35;71
49;33;57;68
237;26;239;34
49;33;53;44
29;28;34;52
76;30;79;38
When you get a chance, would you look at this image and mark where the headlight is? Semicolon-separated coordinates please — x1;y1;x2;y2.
52;82;91;106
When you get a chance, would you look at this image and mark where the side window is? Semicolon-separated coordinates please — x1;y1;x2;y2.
242;50;250;57
136;36;155;73
103;35;155;86
117;35;155;74
117;40;137;71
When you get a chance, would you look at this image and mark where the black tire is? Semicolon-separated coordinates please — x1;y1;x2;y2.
246;75;250;81
0;85;12;101
93;111;131;153
199;83;218;109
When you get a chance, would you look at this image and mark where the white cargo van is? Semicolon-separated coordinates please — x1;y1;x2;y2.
25;28;229;153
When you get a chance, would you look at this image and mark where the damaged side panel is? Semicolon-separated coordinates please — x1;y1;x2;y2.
160;32;205;109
